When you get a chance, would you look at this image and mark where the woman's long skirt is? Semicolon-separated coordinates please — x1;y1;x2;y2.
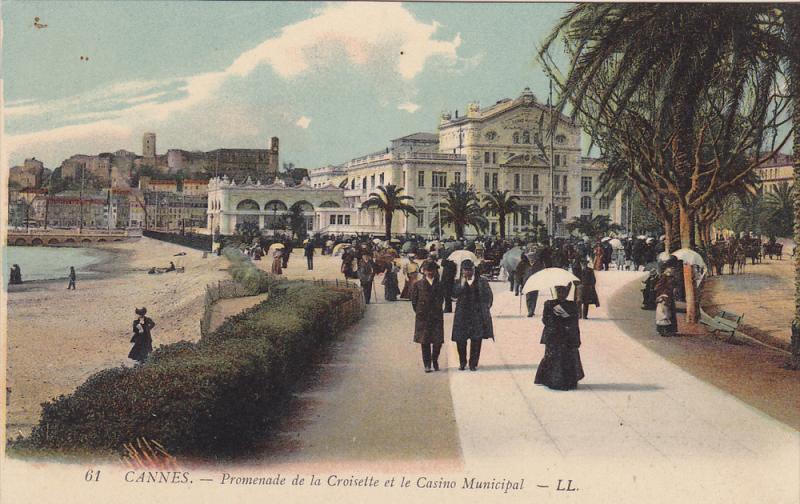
534;344;585;390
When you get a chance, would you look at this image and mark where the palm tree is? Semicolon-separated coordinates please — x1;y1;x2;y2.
359;184;417;239
565;214;622;239
764;182;794;238
430;182;488;239
539;4;789;324
481;190;521;238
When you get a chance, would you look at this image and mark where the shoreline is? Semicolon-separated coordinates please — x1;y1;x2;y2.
6;237;232;436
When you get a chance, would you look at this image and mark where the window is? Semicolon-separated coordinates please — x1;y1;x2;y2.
484;152;490;163
562;175;568;192
492;173;498;190
345;215;351;225
417;210;425;227
599;197;610;210
554;154;560;166
454;172;461;185
362;178;367;190
418;171;425;187
581;196;592;210
581;176;592;193
484;172;490;190
492;152;497;164
514;174;521;190
513;132;520;144
562;206;568;219
351;179;355;190
371;175;375;188
553;175;560;191
337;215;344;224
513;212;519;226
491;222;497;235
379;173;384;186
532;174;539;190
521;206;531;226
522;130;530;144
432;171;447;188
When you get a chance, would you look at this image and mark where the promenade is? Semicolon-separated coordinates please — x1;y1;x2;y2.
247;252;799;504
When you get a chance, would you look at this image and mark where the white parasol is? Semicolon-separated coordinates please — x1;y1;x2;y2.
609;238;623;249
672;248;707;269
448;250;479;278
522;268;579;294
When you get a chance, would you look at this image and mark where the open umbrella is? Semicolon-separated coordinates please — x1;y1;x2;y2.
500;247;524;273
522;268;579;294
425;240;442;250
268;243;285;254
372;238;382;244
601;237;611;242
609;238;623;250
332;243;350;255
448;250;479;278
672;248;707;269
657;251;672;263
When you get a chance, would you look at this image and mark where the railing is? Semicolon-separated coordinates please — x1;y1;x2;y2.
395;152;466;161
7;228;142;236
200;279;259;337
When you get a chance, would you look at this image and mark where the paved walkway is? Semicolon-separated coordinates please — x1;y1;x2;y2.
251;253;798;503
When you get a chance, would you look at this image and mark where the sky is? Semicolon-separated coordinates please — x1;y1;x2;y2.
2;1;575;170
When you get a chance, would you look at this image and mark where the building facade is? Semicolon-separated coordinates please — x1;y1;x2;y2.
207;176;344;236
309;87;622;238
756;153;793;193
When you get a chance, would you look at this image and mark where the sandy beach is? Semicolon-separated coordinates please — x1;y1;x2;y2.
5;237;231;437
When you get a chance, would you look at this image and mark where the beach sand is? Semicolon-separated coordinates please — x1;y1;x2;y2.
5;237;231;437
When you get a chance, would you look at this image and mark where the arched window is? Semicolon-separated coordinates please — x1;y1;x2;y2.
320;201;341;208
264;200;288;212
291;200;314;213
513;132;520;144
581;196;592;210
236;199;260;211
522;130;530;144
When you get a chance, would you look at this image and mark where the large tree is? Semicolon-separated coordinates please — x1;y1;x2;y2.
359;184;417;239
784;4;800;369
431;182;488;239
539;4;791;323
481;190;521;238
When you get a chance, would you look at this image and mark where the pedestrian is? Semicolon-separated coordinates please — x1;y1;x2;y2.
129;307;155;364
304;239;315;270
526;256;544;317
67;266;76;290
451;259;494;371
593;242;604;271
440;257;457;313
400;254;420;299
579;260;599;319
357;253;376;304
411;261;445;372
534;285;584;390
382;260;401;301
271;247;283;275
654;264;678;336
9;264;22;285
282;238;292;268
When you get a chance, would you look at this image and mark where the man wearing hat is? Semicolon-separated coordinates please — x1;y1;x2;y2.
440;255;457;313
304;239;315;270
451;259;494;371
357;253;376;304
411;260;445;372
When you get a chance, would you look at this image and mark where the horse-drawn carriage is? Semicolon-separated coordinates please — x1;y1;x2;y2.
762;241;783;260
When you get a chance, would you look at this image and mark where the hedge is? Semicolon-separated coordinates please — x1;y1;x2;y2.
223;246;279;295
11;276;364;459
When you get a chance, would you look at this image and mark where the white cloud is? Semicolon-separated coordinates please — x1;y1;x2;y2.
227;3;462;80
398;102;420;113
4;3;465;166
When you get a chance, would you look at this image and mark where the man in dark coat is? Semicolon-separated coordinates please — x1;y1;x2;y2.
282;238;293;268
129;307;155;363
579;261;599;319
357;253;376;304
411;261;445;372
514;255;531;297
534;285;584;390
440;257;457;313
526;256;544;317
451;259;494;371
304;240;315;270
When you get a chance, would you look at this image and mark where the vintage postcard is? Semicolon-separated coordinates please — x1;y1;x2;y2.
2;2;798;503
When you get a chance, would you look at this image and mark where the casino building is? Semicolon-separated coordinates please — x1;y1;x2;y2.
309;87;622;238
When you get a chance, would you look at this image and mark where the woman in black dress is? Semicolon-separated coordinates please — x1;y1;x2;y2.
129;307;155;363
534;285;585;390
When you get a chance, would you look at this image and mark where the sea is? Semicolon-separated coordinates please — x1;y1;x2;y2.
5;246;111;282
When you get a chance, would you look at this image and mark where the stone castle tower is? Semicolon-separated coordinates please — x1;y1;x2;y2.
142;132;157;158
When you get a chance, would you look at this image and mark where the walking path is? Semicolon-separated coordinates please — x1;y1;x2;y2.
207;293;268;334
251;253;797;503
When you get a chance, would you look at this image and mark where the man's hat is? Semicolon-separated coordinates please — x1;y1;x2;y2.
135;307;147;316
422;260;440;271
461;259;475;270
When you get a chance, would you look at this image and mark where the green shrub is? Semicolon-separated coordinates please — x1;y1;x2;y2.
223;247;280;294
12;280;361;459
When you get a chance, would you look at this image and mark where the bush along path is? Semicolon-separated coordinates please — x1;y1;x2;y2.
8;249;366;460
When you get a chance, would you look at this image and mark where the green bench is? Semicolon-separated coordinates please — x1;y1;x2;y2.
701;310;743;342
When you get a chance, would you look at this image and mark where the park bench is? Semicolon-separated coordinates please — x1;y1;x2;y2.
701;310;743;342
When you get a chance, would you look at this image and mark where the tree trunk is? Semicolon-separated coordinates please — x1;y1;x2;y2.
499;213;506;238
786;4;800;369
663;218;673;254
678;203;698;324
385;212;393;240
